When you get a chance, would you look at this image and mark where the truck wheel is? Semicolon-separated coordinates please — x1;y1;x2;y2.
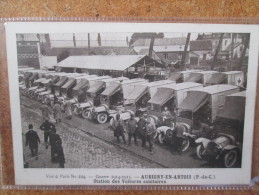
196;145;205;159
73;106;80;115
97;113;108;124
81;109;90;119
181;137;190;152
223;150;238;168
158;133;165;144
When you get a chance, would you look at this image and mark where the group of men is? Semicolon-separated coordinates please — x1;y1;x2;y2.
110;113;157;154
25;119;65;168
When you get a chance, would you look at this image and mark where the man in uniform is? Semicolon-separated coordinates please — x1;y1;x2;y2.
40;119;56;149
25;124;40;159
137;113;148;150
145;119;157;154
49;126;61;163
110;114;126;144
126;114;138;146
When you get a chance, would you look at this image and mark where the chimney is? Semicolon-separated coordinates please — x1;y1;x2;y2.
98;33;101;46
148;34;155;58
88;33;91;55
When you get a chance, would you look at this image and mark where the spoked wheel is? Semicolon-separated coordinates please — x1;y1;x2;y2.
223;150;238;168
29;91;34;98
196;145;205;159
96;112;108;124
81;108;91;119
157;133;165;144
35;94;41;101
180;137;190;152
73;106;80;115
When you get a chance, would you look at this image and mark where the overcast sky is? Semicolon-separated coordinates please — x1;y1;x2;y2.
49;32;199;41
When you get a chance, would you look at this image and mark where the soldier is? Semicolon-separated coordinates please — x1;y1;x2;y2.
55;138;65;168
126;114;138;146
40;104;51;122
174;123;185;155
53;101;62;124
25;124;40;159
49;126;61;163
145;119;156;154
137;113;148;150
110;114;126;144
40;119;56;149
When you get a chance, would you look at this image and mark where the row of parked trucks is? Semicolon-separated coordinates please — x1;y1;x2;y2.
19;68;246;168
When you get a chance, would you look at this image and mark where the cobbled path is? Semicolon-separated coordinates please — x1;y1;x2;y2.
21;103;160;168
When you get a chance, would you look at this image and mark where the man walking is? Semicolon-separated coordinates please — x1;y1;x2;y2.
111;114;126;144
49;126;61;163
25;124;40;159
126;114;138;146
40;104;51;122
40;119;56;149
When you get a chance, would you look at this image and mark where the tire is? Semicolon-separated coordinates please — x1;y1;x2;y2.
223;150;238;168
196;144;205;159
96;112;108;124
180;137;190;152
158;133;165;144
81;108;90;119
35;94;41;101
73;106;80;115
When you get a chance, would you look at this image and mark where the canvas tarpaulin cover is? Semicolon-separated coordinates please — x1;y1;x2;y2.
61;78;76;89
207;73;226;85
101;83;121;97
217;95;246;121
73;79;89;91
125;85;148;104
169;72;181;81
87;81;105;94
148;88;174;106
54;77;68;87
185;74;202;82
178;91;208;112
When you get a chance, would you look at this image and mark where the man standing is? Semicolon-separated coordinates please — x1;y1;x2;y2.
110;114;126;144
25;124;40;159
49;126;61;163
137;113;148;150
40;104;50;122
40;119;56;149
126;114;138;146
174;123;185;155
53;101;62;124
145;119;157;154
55;138;65;168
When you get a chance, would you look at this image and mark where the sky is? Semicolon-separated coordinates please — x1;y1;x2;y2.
49;32;199;41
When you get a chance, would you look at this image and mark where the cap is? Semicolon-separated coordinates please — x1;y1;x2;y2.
28;124;33;129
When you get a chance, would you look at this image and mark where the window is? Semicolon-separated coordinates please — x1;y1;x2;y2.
164;53;168;59
225;40;228;46
203;54;207;60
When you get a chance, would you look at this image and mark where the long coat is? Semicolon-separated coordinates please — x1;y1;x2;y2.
53;103;62;120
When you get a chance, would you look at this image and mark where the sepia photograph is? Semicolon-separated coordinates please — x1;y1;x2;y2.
5;22;259;185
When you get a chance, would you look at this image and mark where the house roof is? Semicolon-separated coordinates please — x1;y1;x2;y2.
131;37;187;47
138;49;162;62
56;55;162;71
223;42;242;52
190;40;213;51
17;34;39;42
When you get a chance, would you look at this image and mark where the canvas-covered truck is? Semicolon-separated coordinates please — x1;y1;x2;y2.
78;77;129;118
195;91;246;168
34;72;68;101
23;72;57;97
88;78;149;124
57;75;98;105
43;73;81;105
124;80;176;113
185;71;218;86
147;82;203;119
207;71;245;88
177;84;240;129
169;70;203;83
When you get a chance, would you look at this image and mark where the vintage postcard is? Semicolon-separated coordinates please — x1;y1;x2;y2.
4;22;259;186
